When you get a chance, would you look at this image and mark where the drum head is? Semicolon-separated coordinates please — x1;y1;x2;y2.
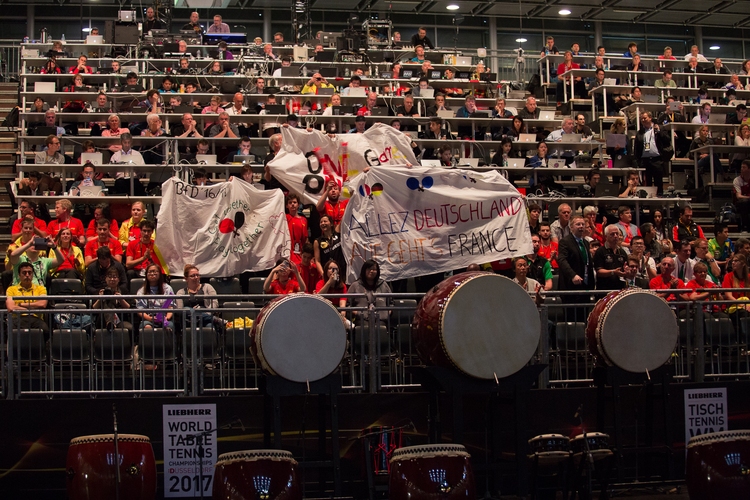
597;291;678;373
441;274;540;379
258;294;347;382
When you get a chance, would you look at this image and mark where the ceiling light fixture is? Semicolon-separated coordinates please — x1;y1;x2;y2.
516;38;527;43
447;4;460;10
709;45;720;50
558;8;571;15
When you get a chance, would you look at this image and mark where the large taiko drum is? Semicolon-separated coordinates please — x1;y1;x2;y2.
251;293;347;383
66;434;156;500
389;444;475;499
412;272;540;380
586;288;678;373
686;430;750;500
212;449;301;500
412;272;541;380
570;432;613;462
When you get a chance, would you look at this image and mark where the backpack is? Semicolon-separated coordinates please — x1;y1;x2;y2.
2;106;19;127
715;203;738;226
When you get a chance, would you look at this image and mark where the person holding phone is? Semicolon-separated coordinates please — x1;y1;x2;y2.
302;72;334;95
8;233;63;286
263;258;306;294
315;260;349;325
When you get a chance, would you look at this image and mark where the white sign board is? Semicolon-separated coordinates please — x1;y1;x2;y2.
684;387;727;444
163;404;217;497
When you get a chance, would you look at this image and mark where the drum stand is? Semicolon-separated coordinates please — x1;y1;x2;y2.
260;373;342;497
569;407;612;500
409;364;546;498
593;365;677;494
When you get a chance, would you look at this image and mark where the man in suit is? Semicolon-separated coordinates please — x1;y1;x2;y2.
557;216;595;320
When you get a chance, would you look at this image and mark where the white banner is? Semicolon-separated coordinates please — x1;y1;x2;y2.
163;404;217;497
267;123;420;205
156;177;290;277
341;166;533;282
684;387;728;445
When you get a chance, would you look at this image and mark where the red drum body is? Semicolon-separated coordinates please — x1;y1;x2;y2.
212;449;301;500
361;425;403;474
389;444;475;499
66;434;156;500
586;288;678;373
412;272;541;380
212;450;302;500
251;294;347;383
686;430;750;500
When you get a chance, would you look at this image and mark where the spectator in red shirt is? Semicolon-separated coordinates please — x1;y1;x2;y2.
297;243;320;293
125;220;167;280
85;219;123;267
316;179;348;231
686;262;725;318
85;203;119;240
723;254;749;325
315;260;349;324
286;193;308;265
649;257;690;302
69;55;93;74
537;222;558;268
11;200;47;241
47;199;86;246
556;50;582;103
263;258;306;295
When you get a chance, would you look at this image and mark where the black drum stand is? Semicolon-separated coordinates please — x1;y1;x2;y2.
593;364;677;493
260;373;342;497
410;364;546;498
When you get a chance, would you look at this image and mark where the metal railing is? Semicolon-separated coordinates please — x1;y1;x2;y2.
3;290;750;399
0;41;22;83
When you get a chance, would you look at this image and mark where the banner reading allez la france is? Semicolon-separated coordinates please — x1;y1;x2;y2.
268;123;419;205
156;177;290;277
342;166;533;282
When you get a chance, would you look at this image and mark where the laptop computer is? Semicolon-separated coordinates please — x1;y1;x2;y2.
457;71;471;79
401;70;414;79
594;183;620;197
196;154;217;164
611;154;631;169
418;88;435;98
470;111;489;118
421;159;442;167
33;126;57;136
669;101;682;111
280;67;299;77
78;184;103;197
708;113;726;124
518;133;537;143
86;35;104;44
480;73;497;82
549;159;567;169
457;158;479;167
538;111;556;121
172;105;196;115
348;87;367;98
606;133;627;148
318;87;335;96
507;159;525;168
264;104;287;115
560;134;583;143
233;155;255;163
380;71;393;79
636;186;658;198
437;109;455;119
603;78;617;86
429;70;442;80
34;82;56;93
80;152;103;166
315;51;336;62
371;107;390;116
455;56;472;66
319;67;338;78
330;106;344;116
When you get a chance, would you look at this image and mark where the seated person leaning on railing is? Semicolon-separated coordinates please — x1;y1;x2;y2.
92;266;133;333
176;264;224;331
5;261;50;339
347;259;392;326
136;263;175;334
